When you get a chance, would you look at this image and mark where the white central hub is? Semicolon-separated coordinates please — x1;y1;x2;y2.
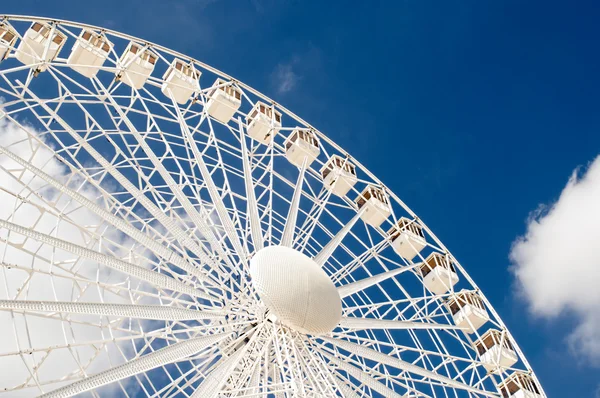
249;245;342;335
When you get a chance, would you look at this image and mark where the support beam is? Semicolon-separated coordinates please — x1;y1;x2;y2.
319;351;404;398
191;341;249;398
177;106;247;263
39;332;230;398
13;86;215;273
0;219;213;301
0;300;224;321
337;316;461;331
337;263;421;298
280;158;307;247
321;337;491;396
313;210;363;267
0;144;213;287
240;119;264;252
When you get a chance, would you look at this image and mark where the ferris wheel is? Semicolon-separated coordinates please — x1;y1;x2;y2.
0;15;545;398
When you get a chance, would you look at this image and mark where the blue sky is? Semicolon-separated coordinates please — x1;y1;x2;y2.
3;0;600;396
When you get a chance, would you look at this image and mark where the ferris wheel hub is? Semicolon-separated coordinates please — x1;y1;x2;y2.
249;245;342;335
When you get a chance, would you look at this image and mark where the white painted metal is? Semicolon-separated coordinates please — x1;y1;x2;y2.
320;155;357;197
0;23;17;61
388;217;427;261
0;15;545;398
118;41;157;89
446;289;489;333
15;22;66;71
161;58;200;104
39;332;230;398
205;78;242;123
420;252;460;295
66;29;112;78
355;185;392;228
284;128;320;168
246;101;282;144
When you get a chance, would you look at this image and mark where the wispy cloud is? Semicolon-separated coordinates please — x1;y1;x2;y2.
270;46;322;96
271;62;300;94
510;155;600;364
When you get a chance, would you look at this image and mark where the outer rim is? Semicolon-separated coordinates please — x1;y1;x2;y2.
0;13;545;396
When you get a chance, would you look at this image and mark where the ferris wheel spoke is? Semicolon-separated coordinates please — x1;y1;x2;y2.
38;331;230;398
294;188;333;252
320;336;494;397
0;300;225;321
239;119;264;252
313;209;364;266
14;84;222;275
175;105;248;266
317;349;405;398
94;82;236;273
337;316;461;331
190;336;252;398
337;263;421;298
280;157;307;248
333;375;363;398
0;143;219;289
0;219;215;302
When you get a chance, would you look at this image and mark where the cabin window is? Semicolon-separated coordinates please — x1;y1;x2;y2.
32;23;43;33
275;113;281;123
102;42;110;52
175;61;182;71
3;30;14;42
82;31;92;41
52;34;64;45
130;44;139;54
500;379;520;398
448;299;460;315
147;54;156;65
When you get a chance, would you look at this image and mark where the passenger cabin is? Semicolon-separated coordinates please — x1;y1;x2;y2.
67;30;112;78
475;329;518;372
117;42;157;89
355;185;392;228
388;217;426;261
161;59;200;104
16;22;66;72
205;78;242;123
497;372;542;398
419;252;459;295
284;128;320;167
0;24;17;62
445;289;489;333
246;101;282;144
320;155;357;197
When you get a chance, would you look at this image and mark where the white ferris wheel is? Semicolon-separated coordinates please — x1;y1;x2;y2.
0;15;545;398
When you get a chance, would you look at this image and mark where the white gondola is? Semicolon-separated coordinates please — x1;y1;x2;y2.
320;155;357;197
205;78;242;123
246;101;281;144
445;289;489;333
284;128;320;167
387;217;426;261
0;24;17;62
67;30;112;78
355;185;392;228
161;59;200;104
117;42;157;89
475;329;518;372
419;252;459;295
497;372;542;398
15;22;66;72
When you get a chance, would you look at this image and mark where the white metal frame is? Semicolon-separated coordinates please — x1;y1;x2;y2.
0;14;545;397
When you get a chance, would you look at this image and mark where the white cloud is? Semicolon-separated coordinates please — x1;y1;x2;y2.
271;62;300;94
510;155;600;364
0;115;147;395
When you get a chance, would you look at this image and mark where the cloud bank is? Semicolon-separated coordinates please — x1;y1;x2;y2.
510;156;600;363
